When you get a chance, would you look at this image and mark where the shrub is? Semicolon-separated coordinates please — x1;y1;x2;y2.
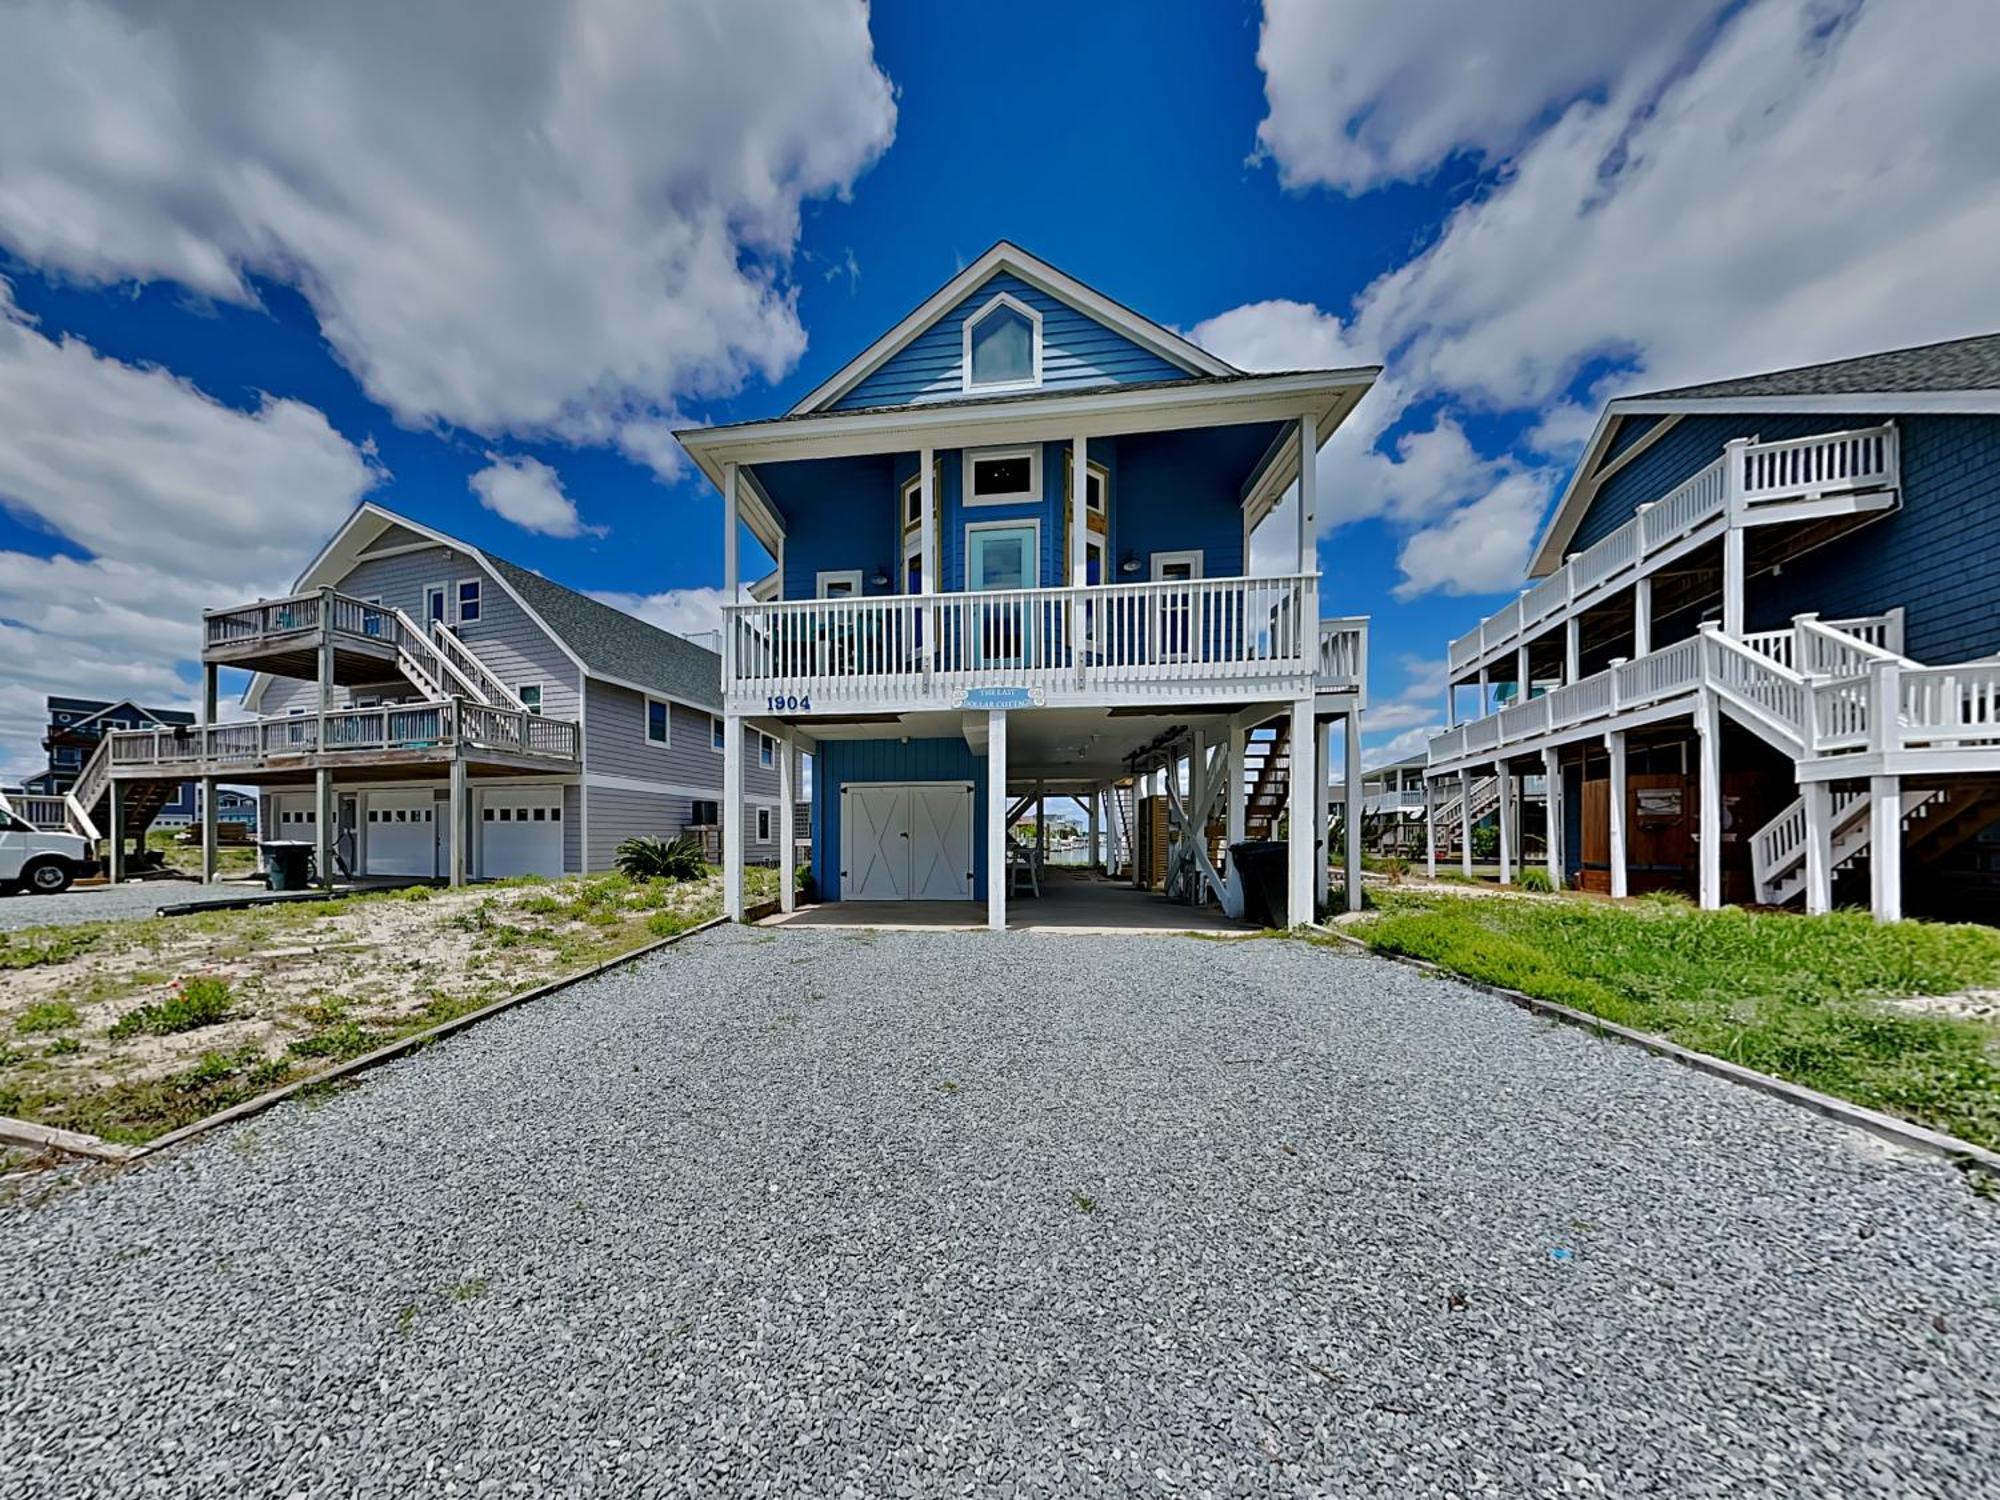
15;1000;79;1034
1517;867;1555;893
108;976;235;1039
614;835;706;883
1470;824;1500;861
646;911;691;939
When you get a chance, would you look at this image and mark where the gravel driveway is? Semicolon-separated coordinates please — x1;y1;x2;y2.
0;878;263;932
3;926;1995;1497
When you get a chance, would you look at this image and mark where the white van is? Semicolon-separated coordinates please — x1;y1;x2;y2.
0;805;99;895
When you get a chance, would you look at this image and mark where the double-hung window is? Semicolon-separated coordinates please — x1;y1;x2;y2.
456;579;482;624
645;697;669;747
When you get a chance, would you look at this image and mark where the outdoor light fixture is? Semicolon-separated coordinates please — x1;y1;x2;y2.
871;566;890;587
1119;551;1141;575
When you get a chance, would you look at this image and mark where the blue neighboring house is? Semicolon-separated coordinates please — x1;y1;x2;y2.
677;242;1376;929
1429;332;2000;923
30;697;197;826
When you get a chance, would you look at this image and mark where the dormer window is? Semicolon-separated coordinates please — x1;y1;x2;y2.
962;293;1041;393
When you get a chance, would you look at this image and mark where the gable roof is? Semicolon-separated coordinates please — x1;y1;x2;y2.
54;699;195;731
1527;330;2000;576
791;241;1236;415
249;503;721;712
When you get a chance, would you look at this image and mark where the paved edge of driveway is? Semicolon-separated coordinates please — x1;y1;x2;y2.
1311;923;2000;1178
0;900;781;1168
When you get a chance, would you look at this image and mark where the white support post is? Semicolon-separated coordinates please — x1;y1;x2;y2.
1446;677;1458;728
1070;434;1088;677
723;461;740;604
444;759;463;889
1869;775;1902;923
107;780;125;885
1286;697;1316;926
1516;644;1532;702
1606;731;1629;900
1226;721;1247;848
1423;776;1437;880
1087;789;1100;873
1477;666;1490;716
1315;718;1332;911
1496;762;1514;886
1035;780;1048;873
1564;618;1581;685
1803;779;1833;916
1721;436;1749;638
1633;576;1652;657
722;713;744;921
1541;746;1563;889
777;733;797;915
200;777;218;886
1695;690;1722;910
317;767;336;890
987;710;1009;931
1458;768;1473;878
1296;413;1318;572
1343;709;1362;913
919;446;936;668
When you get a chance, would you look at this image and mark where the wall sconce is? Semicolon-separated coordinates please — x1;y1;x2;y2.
870;566;891;587
1119;551;1141;575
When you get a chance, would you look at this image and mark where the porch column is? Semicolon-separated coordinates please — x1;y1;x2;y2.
1722;529;1746;638
1803;779;1834;916
200;777;218;885
317;767;335;890
1296;413;1317;572
777;732;797;915
1564;618;1581;685
722;713;745;920
1869;775;1902;922
202;661;219;726
1515;644;1532;701
1315;718;1333;911
1542;746;1563;889
1226;721;1247;847
1343;709;1363;913
107;780;125;885
1496;761;1514;885
1633;577;1653;657
1423;775;1437;879
1286;696;1316;926
1458;768;1473;878
918;446;936;667
1086;789;1100;872
1035;780;1048;873
723;461;740;603
1477;666;1490;716
1695;690;1722;909
987;710;1009;931
1606;730;1629;899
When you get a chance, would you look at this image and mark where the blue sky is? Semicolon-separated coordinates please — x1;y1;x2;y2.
1;0;1995;779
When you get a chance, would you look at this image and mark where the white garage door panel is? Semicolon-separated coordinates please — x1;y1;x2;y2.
840;782;973;901
478;786;564;879
365;790;439;877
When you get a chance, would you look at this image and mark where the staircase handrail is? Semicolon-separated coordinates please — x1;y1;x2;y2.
1793;613;1910;677
1700;625;1808;750
70;738;112;823
63;791;100;842
425;616;526;710
382;608;488;705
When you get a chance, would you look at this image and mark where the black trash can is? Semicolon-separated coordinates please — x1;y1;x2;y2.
260;840;313;892
1228;840;1289;929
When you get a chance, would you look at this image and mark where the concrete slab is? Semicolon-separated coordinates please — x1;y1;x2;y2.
766;871;1250;934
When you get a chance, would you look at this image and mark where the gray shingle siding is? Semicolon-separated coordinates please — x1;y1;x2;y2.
1570;411;2000;664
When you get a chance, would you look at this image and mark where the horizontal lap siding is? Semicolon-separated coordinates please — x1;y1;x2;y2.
829;272;1190;411
585;788;783;871
581;681;778;801
261;546;580;720
812;737;986;902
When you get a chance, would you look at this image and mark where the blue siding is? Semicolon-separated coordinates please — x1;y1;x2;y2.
1569;411;2000;663
811;737;989;902
830;272;1192;412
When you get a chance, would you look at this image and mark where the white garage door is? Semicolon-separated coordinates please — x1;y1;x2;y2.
840;782;974;901
271;793;318;838
478;785;564;879
364;790;440;877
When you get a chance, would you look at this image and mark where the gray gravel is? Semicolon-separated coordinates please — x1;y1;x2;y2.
3;926;1996;1497
0;878;265;932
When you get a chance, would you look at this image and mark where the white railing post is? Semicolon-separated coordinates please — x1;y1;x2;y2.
1721;439;1750;638
1871;659;1901;757
1792;612;1820;676
1608;657;1626;712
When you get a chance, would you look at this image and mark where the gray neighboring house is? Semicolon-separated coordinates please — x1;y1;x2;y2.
92;502;783;884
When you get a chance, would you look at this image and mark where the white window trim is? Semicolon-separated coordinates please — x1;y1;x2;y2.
902;526;925;594
1150;549;1204;581
816;569;864;598
516;683;543;716
759;733;775;769
900;470;924;533
755;806;773;844
455;577;483;624
961;291;1043;395
709;714;726;754
962;444;1042;508
965;517;1042;592
424;583;448;626
644;695;671;749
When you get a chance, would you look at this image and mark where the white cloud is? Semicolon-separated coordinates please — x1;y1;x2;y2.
469;455;604;539
1189;299;1368;373
0;0;896;476
1236;0;2000;603
0;289;377;779
589;587;731;646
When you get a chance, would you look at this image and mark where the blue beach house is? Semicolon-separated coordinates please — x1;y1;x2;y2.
677;243;1376;928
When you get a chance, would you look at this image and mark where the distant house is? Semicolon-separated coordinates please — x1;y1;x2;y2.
1429;332;2000;921
29;697;197;829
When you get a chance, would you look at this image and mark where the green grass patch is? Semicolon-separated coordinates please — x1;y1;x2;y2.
1343;894;2000;1152
15;1000;79;1034
106;975;235;1039
0;927;104;970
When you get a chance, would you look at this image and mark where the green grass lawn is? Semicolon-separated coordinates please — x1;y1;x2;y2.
1338;892;2000;1154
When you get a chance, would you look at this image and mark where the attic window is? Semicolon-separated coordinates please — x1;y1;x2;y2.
963;294;1041;392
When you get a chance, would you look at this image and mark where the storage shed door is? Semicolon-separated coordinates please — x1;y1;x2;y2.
841;783;973;901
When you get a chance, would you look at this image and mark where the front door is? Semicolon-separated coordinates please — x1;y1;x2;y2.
967;524;1037;667
1151;551;1203;661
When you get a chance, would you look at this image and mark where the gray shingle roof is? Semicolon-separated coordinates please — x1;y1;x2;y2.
1635;331;2000;401
483;555;722;710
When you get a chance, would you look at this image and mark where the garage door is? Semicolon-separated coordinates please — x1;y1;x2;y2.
840;782;974;901
271;793;318;838
364;790;439;877
478;786;564;879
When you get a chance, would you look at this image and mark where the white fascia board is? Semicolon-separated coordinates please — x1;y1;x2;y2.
789;241;1236;416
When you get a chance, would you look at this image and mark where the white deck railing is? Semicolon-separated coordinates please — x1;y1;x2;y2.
1447;425;1900;674
106;700;578;773
725;575;1330;709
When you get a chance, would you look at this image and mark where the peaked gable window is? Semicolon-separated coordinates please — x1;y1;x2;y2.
962;293;1041;393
